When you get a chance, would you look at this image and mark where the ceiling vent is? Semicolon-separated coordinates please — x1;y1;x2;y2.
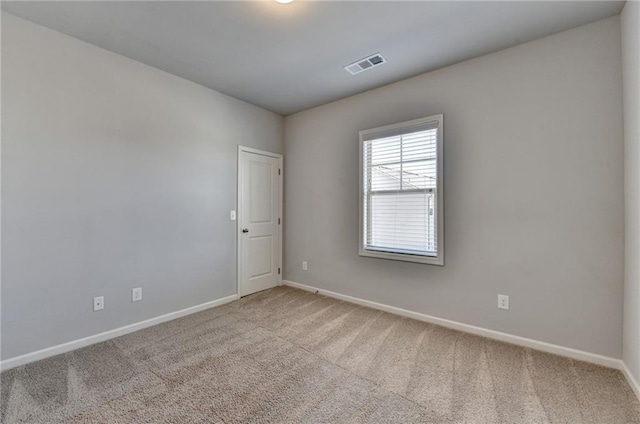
344;53;387;75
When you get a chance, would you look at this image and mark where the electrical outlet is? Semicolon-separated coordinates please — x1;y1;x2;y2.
230;210;236;221
302;261;308;271
498;294;509;310
93;296;104;312
132;287;142;302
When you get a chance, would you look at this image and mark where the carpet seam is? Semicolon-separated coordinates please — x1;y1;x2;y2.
524;349;552;423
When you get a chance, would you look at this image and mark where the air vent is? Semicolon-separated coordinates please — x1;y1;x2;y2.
344;53;387;75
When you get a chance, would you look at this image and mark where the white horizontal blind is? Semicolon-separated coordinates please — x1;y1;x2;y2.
363;124;438;257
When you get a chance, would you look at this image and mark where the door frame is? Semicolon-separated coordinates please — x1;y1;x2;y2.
237;145;283;297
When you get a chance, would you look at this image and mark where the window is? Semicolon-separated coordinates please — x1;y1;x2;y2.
359;115;444;265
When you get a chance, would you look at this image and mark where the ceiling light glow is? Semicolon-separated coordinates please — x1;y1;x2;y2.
276;0;294;3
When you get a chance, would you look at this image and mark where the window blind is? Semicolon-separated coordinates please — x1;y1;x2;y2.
362;122;439;257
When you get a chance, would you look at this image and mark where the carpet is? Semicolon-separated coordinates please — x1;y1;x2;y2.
1;286;639;423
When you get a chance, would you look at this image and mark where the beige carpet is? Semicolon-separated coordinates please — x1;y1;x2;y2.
2;286;639;424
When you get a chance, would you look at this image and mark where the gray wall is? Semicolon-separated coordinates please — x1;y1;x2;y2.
284;17;624;358
623;1;640;384
1;13;283;360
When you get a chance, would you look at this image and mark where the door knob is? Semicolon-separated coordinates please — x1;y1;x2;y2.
242;228;249;233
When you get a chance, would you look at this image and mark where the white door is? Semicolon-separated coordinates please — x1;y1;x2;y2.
238;148;282;297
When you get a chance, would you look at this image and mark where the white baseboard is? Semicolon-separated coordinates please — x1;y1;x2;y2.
0;294;238;371
621;361;640;401
285;280;640;401
283;280;621;370
4;282;638;404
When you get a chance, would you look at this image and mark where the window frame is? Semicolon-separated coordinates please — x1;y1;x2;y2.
358;114;444;266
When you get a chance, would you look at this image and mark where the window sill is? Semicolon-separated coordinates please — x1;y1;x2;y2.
359;248;444;266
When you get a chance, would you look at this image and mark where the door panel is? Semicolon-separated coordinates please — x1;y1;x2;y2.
250;161;273;223
249;235;273;278
240;150;280;296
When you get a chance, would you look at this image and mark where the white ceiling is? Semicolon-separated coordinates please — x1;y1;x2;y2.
2;1;624;115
